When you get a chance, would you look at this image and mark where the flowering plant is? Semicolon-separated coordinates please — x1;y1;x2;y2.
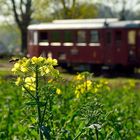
74;72;110;98
11;57;113;139
12;56;60;140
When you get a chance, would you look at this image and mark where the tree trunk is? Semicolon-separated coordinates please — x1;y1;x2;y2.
10;0;32;54
21;29;27;55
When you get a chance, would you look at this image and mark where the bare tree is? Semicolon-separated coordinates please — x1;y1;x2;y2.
10;0;32;54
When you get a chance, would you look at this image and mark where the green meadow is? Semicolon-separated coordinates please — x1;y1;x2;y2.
0;58;140;140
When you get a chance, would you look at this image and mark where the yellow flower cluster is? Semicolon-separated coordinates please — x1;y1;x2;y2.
24;77;36;91
56;88;61;95
93;79;110;93
12;57;59;92
128;80;135;89
74;73;110;98
123;80;136;90
75;73;85;81
75;80;92;98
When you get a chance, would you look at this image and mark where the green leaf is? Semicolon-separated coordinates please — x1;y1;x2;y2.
26;101;37;106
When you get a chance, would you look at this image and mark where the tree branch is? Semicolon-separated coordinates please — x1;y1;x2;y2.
11;0;21;28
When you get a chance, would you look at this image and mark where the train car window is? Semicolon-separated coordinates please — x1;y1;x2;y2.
90;30;99;43
89;30;100;47
77;31;86;43
51;31;60;42
64;31;73;42
115;31;122;44
50;31;61;46
39;32;48;41
106;31;112;44
77;30;86;46
39;32;49;46
30;31;38;45
128;30;136;45
63;31;73;46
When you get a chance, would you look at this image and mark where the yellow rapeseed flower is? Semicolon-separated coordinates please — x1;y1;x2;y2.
76;93;80;98
31;57;38;64
48;79;53;83
128;80;135;88
25;77;35;83
11;63;20;72
38;56;44;62
39;66;50;76
75;74;85;80
14;63;20;69
56;88;61;95
31;56;45;65
20;66;28;73
24;83;36;91
15;77;22;86
24;77;36;91
12;57;60;92
31;72;36;78
46;58;58;66
84;80;92;90
75;80;93;98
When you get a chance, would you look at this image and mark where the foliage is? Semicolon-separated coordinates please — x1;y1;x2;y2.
0;24;20;54
0;57;140;139
48;1;98;20
32;0;98;22
32;0;50;22
98;0;140;20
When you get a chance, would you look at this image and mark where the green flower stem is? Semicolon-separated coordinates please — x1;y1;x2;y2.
49;94;54;136
85;74;88;98
5;101;11;138
35;66;43;140
23;86;36;101
41;100;47;125
94;126;98;140
73;128;85;140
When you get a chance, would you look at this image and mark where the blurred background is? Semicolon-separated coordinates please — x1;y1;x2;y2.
0;0;140;57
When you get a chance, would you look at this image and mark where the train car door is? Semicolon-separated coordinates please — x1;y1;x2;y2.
113;30;127;65
127;30;137;64
136;30;140;65
103;30;114;65
104;29;127;66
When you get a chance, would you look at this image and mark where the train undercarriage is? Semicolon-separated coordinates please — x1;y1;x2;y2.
59;62;137;76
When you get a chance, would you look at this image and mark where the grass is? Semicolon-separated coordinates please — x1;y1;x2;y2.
0;62;140;139
0;59;12;71
61;72;140;89
0;57;140;139
0;70;12;76
0;67;140;89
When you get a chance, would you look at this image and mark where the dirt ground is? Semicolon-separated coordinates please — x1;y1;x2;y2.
0;59;13;71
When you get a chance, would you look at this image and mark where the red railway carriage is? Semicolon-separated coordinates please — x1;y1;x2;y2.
27;19;140;71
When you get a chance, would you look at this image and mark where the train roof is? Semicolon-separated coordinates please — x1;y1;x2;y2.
28;19;140;30
52;18;118;24
109;20;140;28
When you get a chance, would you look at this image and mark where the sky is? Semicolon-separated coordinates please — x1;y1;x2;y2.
0;0;140;24
111;0;138;11
88;0;140;12
0;15;14;24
